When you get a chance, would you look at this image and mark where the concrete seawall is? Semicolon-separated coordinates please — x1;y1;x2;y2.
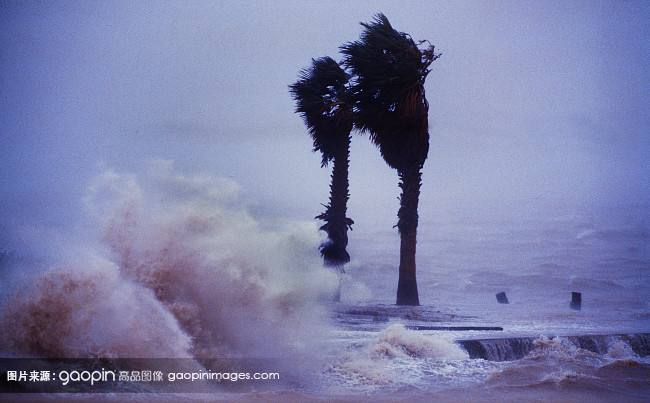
457;333;650;361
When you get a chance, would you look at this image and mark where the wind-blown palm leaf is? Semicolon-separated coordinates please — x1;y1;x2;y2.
341;13;440;171
289;57;353;167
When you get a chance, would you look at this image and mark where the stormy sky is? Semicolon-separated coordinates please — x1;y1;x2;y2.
1;0;649;243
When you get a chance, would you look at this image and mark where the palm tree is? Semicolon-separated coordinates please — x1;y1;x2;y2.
341;14;440;305
289;57;354;294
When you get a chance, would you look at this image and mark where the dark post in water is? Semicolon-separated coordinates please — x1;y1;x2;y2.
496;292;509;304
570;292;582;310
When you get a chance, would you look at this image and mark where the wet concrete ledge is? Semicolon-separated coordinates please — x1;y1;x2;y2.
407;325;503;331
457;333;650;361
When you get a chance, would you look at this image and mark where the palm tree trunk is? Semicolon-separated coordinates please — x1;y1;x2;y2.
396;166;422;305
319;135;352;267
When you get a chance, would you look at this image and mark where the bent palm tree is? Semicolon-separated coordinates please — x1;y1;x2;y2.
342;14;440;305
289;57;354;281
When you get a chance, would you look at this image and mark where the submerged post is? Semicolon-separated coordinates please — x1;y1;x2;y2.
570;291;582;310
333;266;344;303
496;292;509;304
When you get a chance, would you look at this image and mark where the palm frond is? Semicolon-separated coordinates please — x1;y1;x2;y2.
341;13;440;171
289;57;353;167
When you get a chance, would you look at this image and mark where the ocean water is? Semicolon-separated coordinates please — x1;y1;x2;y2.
286;206;647;401
311;207;650;400
1;167;648;401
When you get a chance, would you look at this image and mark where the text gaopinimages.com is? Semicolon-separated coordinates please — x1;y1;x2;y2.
6;368;280;386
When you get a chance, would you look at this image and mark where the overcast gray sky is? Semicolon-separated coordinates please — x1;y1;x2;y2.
1;0;649;239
